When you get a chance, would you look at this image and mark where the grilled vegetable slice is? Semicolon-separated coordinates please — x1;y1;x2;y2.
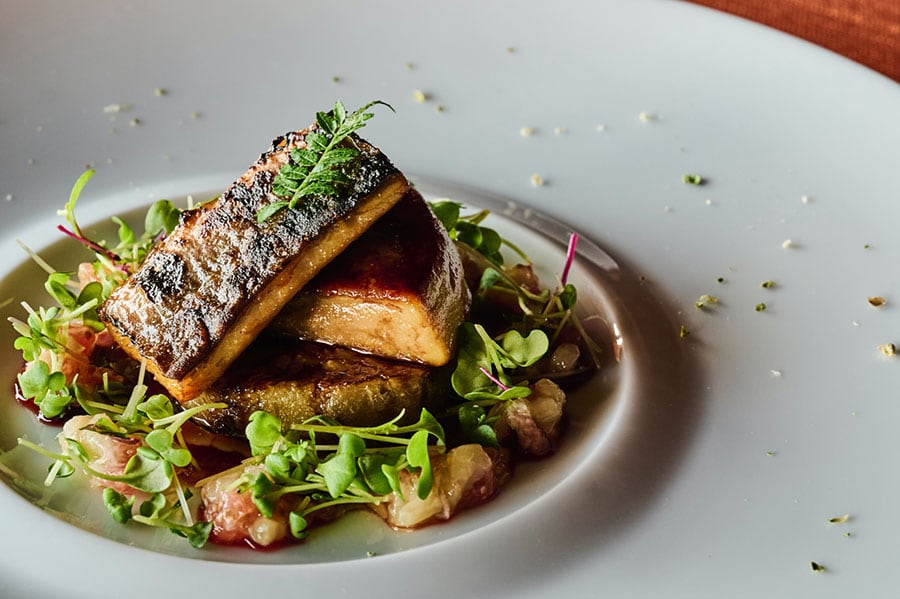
181;340;436;436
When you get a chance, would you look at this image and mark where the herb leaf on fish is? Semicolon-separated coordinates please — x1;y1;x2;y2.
260;100;394;222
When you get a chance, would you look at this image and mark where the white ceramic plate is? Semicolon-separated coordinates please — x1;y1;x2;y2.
2;1;900;597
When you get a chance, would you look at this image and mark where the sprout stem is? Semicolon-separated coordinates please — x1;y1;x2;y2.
479;366;510;391
561;232;579;286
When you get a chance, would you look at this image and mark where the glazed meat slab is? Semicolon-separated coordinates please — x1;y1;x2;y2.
99;129;408;401
269;188;469;366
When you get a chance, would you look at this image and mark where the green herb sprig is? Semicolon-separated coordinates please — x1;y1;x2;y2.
257;100;393;223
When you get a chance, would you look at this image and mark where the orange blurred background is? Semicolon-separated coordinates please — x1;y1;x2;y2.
686;0;900;82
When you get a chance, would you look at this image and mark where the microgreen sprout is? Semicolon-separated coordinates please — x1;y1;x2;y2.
429;200;604;445
19;395;225;546
11;173;183;420
433;206;595;370
429;200;529;266
10;171;224;546
478;366;510;391
55;170;181;279
230;408;447;537
451;323;546;408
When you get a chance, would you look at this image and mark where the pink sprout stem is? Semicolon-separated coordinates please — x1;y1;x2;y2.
479;366;510;391
57;225;130;275
560;231;579;286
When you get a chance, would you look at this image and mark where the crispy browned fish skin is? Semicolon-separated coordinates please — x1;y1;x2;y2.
99;129;408;401
269;188;469;366
181;340;435;436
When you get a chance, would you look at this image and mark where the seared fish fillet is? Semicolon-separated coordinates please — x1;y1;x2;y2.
181;340;434;436
269;188;469;366
99;129;408;401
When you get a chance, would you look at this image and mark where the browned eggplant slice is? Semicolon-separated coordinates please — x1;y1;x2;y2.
181;340;435;436
99;128;408;401
268;188;469;366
